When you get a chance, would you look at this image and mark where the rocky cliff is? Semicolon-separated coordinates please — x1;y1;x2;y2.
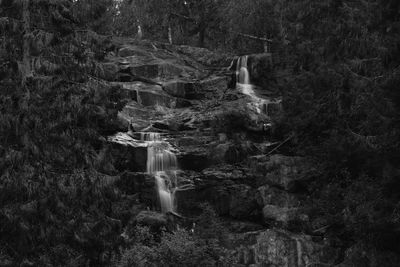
90;37;376;266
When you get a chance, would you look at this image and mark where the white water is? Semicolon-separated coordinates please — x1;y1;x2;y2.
295;238;303;267
141;132;177;213
236;55;250;85
235;55;268;114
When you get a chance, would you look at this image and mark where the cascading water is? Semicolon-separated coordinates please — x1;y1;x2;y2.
236;55;250;85
141;133;178;213
235;55;268;114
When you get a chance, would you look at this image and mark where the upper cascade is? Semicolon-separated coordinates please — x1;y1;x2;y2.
236;55;250;85
141;132;162;142
234;55;268;114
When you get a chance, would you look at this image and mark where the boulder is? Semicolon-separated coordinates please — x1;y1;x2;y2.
229;229;339;267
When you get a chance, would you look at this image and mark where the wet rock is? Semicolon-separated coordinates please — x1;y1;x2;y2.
229;229;339;267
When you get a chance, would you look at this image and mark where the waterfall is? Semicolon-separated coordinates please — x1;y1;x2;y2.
295;238;303;267
234;55;272;115
141;132;177;213
236;55;250;85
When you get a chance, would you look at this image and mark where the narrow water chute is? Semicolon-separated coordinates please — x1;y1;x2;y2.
141;133;178;213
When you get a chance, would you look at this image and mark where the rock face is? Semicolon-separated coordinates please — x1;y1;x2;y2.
108;133;148;172
257;185;308;226
175;166;262;220
251;154;314;191
229;229;339;267
163;76;227;100
96;39;345;266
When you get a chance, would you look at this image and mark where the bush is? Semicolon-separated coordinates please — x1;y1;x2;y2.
116;206;235;267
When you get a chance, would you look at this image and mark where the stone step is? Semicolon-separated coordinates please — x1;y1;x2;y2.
163;76;228;100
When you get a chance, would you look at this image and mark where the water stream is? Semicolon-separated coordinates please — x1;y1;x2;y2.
235;55;272;115
141;132;177;213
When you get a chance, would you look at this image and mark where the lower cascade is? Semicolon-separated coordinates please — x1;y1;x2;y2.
141;132;178;213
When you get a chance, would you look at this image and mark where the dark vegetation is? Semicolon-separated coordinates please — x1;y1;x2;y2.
1;0;400;265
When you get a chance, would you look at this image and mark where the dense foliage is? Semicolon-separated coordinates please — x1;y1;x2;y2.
0;0;126;265
115;205;232;267
275;0;400;246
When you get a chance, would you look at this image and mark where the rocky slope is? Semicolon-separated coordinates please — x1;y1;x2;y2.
96;37;344;267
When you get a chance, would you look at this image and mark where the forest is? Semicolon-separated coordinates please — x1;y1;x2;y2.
1;0;400;266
